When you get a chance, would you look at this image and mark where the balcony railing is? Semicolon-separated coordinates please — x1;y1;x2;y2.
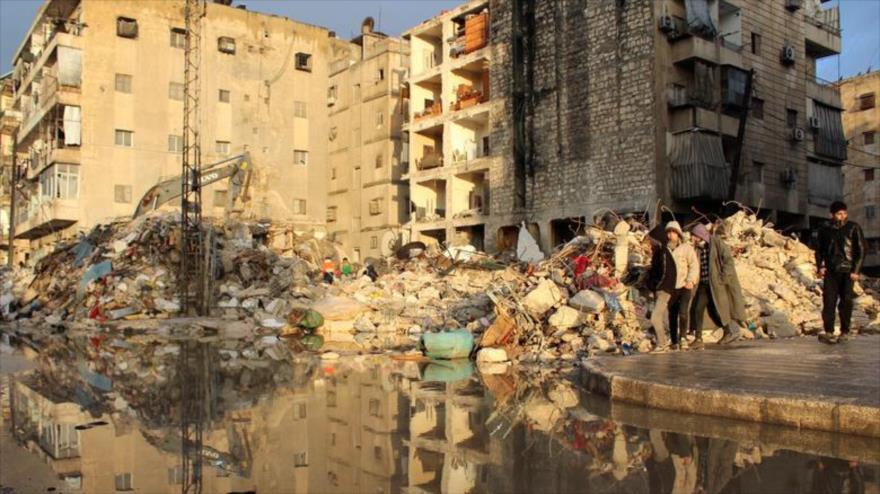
807;6;841;35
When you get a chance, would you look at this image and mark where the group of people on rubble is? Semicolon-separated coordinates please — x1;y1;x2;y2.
320;256;378;284
647;200;865;352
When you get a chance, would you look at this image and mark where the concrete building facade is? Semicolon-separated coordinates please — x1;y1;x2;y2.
9;0;346;262
404;0;847;254
839;71;880;270
326;20;410;261
1;73;26;265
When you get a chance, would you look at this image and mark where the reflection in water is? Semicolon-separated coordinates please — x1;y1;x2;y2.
3;338;879;494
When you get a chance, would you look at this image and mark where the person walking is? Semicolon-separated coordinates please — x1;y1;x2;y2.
321;256;337;284
816;201;866;342
689;223;748;346
648;221;698;351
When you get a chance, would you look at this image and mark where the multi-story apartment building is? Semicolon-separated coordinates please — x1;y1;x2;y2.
403;0;846;253
1;73;24;265
9;0;346;261
326;19;410;261
839;71;880;271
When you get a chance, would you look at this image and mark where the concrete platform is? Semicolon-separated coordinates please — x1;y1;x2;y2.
581;336;880;438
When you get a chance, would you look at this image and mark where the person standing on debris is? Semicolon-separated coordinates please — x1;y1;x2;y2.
321;256;336;284
689;223;748;346
816;201;866;342
340;257;354;277
363;262;379;282
648;221;698;351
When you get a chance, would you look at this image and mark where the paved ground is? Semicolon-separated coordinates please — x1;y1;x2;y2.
581;335;880;438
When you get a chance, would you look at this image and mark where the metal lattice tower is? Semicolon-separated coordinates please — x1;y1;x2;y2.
181;0;206;316
179;341;211;494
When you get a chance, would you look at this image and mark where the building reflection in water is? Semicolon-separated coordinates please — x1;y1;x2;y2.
5;346;880;494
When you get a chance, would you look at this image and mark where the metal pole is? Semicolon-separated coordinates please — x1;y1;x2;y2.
7;130;17;267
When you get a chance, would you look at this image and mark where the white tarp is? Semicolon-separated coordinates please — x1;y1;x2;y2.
57;46;82;87
63;105;81;146
516;222;544;264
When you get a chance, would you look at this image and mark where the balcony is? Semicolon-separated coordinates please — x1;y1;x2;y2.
15;198;78;240
27;146;81;180
805;6;841;58
669;106;738;137
18;84;80;143
672;36;743;68
806;77;842;109
1;110;20;134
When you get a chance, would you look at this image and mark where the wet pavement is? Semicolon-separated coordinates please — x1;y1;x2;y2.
1;337;879;494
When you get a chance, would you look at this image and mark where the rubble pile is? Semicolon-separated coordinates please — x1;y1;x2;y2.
473;211;880;364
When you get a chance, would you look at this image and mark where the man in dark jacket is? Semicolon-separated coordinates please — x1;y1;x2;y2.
816;201;866;341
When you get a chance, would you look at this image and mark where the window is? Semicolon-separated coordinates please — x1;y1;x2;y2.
170;28;186;48
295;52;312;72
369;198;383;215
329;127;338;141
218;36;236;54
786;109;798;128
371;236;378;249
219;89;230;103
293;199;307;215
116;17;138;39
168;134;183;152
294;452;308;467
115;129;133;147
169;82;184;101
751;98;764;120
867;205;877;220
866;169;876;182
40;164;79;200
753;161;765;184
859;93;876;111
115;74;132;93
328;85;338;105
214;189;228;206
368;399;381;417
114;185;132;203
327;390;337;407
865;131;876;145
295;403;307;419
168;466;183;485
215;141;230;154
376;111;384;128
373;446;383;460
294;149;309;165
750;32;761;55
294;101;307;118
330;433;337;446
327;206;337;222
377;68;385;82
114;473;133;491
375;153;383;168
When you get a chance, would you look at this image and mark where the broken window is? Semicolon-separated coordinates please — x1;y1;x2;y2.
169;82;184;101
116;17;138;39
295;52;312;72
294;101;307;118
215;141;230;155
293;199;307;215
114;184;132;203
218;36;236;54
168;134;182;152
115;73;132;93
721;66;749;110
860;93;876;111
293;150;308;166
219;89;230;103
170;28;185;49
115;129;133;147
865;131;876;145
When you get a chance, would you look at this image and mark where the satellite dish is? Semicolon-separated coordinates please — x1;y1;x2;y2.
380;230;399;258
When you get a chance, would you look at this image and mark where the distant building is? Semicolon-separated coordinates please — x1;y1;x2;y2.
326;18;410;261
838;70;880;270
403;0;847;253
8;0;347;262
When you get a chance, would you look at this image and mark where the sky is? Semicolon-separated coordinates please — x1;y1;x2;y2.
0;0;878;79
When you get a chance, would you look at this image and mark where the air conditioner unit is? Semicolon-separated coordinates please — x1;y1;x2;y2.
791;127;805;141
781;45;796;65
808;116;820;129
659;15;675;33
785;0;803;11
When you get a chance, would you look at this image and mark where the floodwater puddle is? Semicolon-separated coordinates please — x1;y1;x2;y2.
1;339;878;493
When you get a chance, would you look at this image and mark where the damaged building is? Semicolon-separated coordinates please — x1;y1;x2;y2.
7;0;349;261
403;0;847;253
326;19;410;262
